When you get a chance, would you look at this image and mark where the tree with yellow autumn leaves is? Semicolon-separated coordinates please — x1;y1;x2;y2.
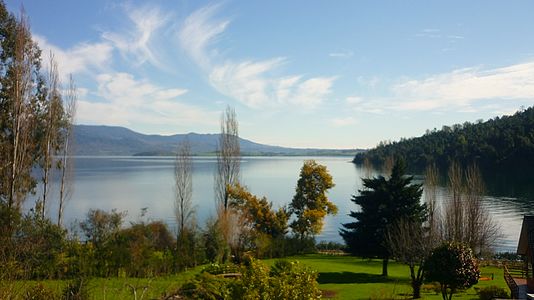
289;160;338;240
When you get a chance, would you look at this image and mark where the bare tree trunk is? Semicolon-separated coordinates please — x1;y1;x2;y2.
465;164;482;250
382;257;388;277
387;218;431;298
446;162;464;243
175;139;194;237
41;52;62;218
464;163;499;254
174;139;195;270
424;163;441;245
7;11;35;212
215;106;240;211
442;162;500;255
58;75;77;227
214;106;240;262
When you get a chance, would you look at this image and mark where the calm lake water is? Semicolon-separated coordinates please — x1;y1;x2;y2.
29;156;534;252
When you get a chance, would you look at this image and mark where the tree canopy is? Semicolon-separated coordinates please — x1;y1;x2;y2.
228;183;288;239
0;4;45;211
289;160;337;239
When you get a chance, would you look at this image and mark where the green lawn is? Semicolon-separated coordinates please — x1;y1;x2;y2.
264;254;509;300
7;255;508;299
81;268;201;300
4;266;202;300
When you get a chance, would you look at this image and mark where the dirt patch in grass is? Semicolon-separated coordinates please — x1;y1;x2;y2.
321;289;337;298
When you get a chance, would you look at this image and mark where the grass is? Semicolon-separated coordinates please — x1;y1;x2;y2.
264;254;509;300
5;266;202;300
82;269;200;300
7;255;509;299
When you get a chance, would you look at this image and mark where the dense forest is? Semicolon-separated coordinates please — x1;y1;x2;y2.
354;106;534;172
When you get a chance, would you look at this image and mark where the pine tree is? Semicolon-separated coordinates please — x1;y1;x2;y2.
340;159;426;276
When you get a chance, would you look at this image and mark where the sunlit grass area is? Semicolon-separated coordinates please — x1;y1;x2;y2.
6;266;202;300
265;254;508;299
9;254;508;299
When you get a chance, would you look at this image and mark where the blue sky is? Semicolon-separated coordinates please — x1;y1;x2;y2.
6;1;534;148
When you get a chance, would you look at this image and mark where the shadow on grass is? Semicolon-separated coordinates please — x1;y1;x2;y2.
318;272;394;284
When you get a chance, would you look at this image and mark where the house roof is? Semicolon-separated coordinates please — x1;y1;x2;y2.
517;215;534;255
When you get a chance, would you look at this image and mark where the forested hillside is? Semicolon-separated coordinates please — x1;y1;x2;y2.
353;107;534;171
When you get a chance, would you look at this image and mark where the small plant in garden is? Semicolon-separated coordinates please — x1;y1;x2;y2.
202;263;240;275
175;258;321;299
425;242;480;300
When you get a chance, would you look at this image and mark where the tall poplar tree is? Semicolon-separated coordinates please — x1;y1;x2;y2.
0;5;45;214
215;106;240;211
39;53;64;217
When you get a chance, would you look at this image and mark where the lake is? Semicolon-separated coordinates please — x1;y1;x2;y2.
29;156;533;252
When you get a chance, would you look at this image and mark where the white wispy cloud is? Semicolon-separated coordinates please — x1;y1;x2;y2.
102;5;170;68
415;28;465;41
331;117;357;127
179;3;229;69
209;58;335;108
329;49;354;58
290;77;336;108
346;61;534;114
179;4;336;109
34;35;113;78
209;58;285;108
415;28;441;38
345;95;385;114
35;5;219;133
391;62;534;111
346;96;362;105
78;72;217;128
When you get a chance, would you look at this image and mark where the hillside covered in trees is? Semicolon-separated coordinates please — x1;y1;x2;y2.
354;106;534;172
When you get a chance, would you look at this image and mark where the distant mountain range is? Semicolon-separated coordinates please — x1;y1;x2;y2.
73;125;362;156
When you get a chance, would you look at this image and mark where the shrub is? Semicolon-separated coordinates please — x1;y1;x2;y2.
268;260;321;300
10;210;68;279
177;273;234;300
425;243;480;300
270;260;293;275
202;263;240;275
176;258;321;299
233;259;271;299
477;285;509;300
203;218;228;263
23;283;57;300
